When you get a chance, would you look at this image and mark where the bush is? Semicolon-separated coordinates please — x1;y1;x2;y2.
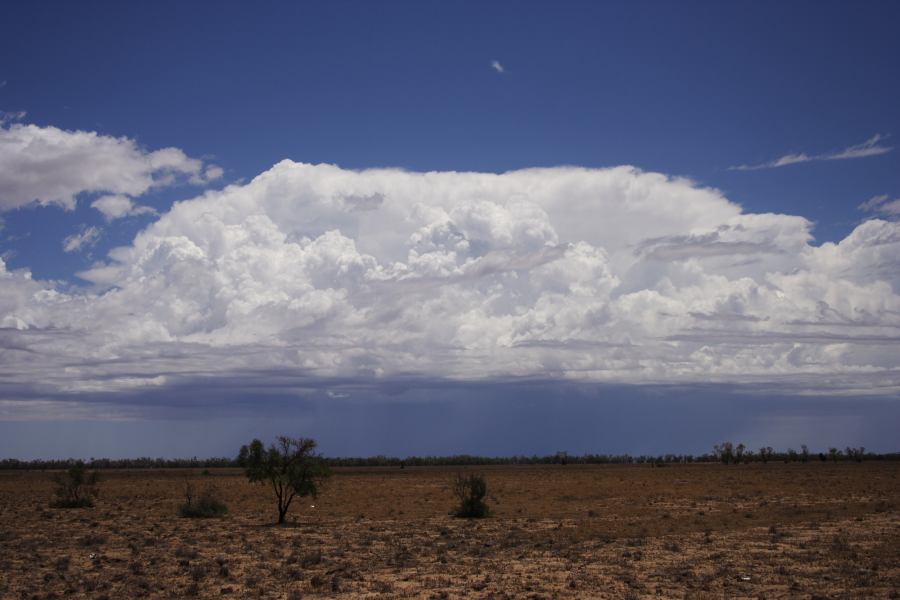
179;482;228;518
452;472;489;518
50;461;100;508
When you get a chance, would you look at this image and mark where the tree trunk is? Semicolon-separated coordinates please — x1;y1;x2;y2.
277;492;295;525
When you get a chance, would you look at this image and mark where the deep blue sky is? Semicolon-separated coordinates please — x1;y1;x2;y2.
1;1;899;459
2;0;899;280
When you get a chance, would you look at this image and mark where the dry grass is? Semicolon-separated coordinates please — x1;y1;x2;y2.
0;462;897;598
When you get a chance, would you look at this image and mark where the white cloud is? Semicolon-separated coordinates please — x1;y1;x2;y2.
730;134;892;171
2;162;900;408
0;120;222;212
90;194;158;221
202;164;224;182
490;60;504;74
62;226;101;253
829;134;892;160
858;194;900;217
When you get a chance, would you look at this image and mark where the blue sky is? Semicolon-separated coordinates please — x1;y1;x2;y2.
1;1;899;458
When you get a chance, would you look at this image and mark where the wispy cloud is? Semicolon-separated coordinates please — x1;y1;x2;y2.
730;134;892;171
490;60;504;74
0;109;26;123
62;226;101;253
858;193;900;216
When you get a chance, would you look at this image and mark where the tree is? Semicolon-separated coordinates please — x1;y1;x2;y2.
758;446;774;464
845;446;866;462
828;447;841;463
713;442;734;464
237;437;331;525
50;461;100;508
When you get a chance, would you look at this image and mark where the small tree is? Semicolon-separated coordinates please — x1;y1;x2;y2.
50;461;100;508
845;446;865;462
452;473;489;518
758;446;774;464
828;447;841;463
713;442;734;464
237;436;331;525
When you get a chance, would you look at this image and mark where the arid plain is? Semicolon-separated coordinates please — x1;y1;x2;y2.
0;463;897;599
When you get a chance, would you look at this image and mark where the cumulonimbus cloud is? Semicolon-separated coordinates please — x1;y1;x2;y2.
0;120;222;212
2;161;899;416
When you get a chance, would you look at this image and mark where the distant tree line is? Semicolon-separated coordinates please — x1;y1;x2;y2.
2;447;898;470
0;456;235;470
710;443;880;465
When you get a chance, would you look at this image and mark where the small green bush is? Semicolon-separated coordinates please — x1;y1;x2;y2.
179;482;228;518
50;461;100;508
452;472;489;518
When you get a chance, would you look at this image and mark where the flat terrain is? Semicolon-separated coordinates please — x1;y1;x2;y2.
0;462;898;599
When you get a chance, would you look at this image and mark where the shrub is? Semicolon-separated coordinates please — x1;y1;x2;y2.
50;461;100;508
452;472;489;518
179;482;228;518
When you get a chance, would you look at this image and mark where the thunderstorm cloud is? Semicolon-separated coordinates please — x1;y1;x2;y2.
2;158;900;419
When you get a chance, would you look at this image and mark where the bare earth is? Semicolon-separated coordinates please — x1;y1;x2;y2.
0;463;897;599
